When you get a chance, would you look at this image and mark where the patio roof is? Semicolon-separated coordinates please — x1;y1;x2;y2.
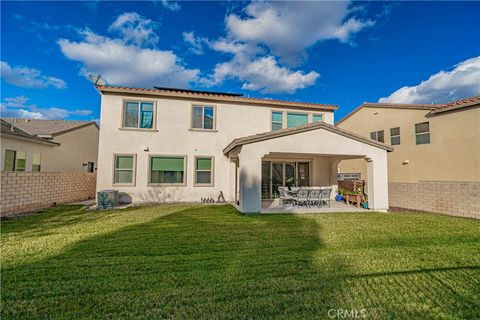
223;121;394;155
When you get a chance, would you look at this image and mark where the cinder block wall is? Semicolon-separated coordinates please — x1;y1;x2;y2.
1;172;96;218
389;181;480;219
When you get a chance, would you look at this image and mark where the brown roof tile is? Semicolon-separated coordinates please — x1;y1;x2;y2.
429;95;480;114
97;85;338;111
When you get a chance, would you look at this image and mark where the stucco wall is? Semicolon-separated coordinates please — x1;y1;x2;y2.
234;128;388;212
338;106;480;183
0;172;96;217
1;124;99;173
97;93;335;203
389;181;480;219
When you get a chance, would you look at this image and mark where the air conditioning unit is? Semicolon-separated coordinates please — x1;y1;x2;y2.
97;190;119;209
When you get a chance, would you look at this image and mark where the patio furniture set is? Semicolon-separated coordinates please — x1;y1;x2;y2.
278;186;332;208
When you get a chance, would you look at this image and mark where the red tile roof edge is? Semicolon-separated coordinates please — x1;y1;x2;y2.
96;85;338;109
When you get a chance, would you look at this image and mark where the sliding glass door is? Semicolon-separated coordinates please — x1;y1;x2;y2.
261;161;310;199
272;162;283;198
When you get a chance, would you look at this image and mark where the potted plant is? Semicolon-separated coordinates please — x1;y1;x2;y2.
362;195;369;209
335;188;344;202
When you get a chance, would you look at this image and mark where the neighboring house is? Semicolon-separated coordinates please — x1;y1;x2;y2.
337;96;480;217
96;85;392;213
1;118;99;172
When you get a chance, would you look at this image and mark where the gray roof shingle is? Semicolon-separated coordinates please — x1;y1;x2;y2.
0;119;59;145
2;118;98;136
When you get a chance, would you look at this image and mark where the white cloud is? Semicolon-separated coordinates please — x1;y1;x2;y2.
109;12;160;47
1;61;66;89
58;29;200;88
379;56;480;104
183;31;208;55
225;1;374;63
0;96;92;120
156;0;181;11
212;55;319;94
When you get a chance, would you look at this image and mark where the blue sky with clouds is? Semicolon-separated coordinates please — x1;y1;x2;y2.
1;1;479;122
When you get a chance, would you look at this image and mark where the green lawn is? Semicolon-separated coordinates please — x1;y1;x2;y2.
1;205;479;319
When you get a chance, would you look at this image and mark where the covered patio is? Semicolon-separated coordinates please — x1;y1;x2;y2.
224;122;393;213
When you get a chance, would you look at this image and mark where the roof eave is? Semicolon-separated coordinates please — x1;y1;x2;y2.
1;133;60;146
97;86;338;111
428;101;480;115
223;122;393;155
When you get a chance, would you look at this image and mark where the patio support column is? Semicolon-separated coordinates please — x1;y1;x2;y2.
366;154;389;212
330;158;341;197
238;146;262;213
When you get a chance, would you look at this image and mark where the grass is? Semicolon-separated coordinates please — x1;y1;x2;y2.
1;204;479;319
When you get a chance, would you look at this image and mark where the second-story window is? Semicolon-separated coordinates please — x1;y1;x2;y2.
390;127;400;145
123;101;154;129
415;122;430;145
271;112;283;131
313;114;323;122
370;130;384;143
287;113;308;128
192;105;215;130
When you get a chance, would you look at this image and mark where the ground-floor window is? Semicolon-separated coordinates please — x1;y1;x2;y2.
87;162;94;173
32;153;41;172
15;151;26;171
114;154;136;185
150;156;186;185
4;150;16;171
262;161;310;199
195;157;213;186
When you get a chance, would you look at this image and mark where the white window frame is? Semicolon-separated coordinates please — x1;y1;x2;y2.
15;151;26;172
194;156;214;187
4;149;16;171
32;153;41;172
271;110;284;131
112;154;136;186
312;113;324;123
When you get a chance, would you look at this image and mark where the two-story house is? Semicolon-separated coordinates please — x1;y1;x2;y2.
96;85;392;213
337;96;480;218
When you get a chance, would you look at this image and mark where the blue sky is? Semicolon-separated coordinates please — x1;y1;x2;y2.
1;1;479;122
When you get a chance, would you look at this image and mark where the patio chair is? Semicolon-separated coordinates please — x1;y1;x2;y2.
319;187;332;208
289;186;300;193
307;188;321;208
294;188;309;207
278;187;293;207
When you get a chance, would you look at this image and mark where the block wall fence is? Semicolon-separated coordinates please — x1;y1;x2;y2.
389;181;480;219
1;172;96;218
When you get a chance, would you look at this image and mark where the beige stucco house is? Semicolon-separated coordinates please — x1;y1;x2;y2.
1;118;99;172
337;96;480;218
96;85;392;213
